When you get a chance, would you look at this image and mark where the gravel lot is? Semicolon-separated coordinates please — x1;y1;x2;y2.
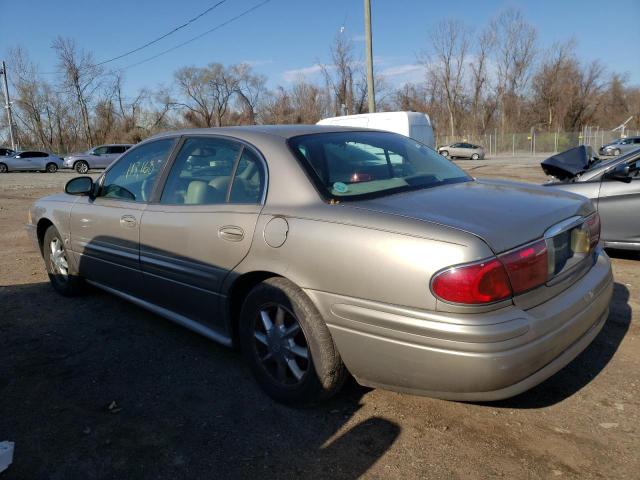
1;161;638;479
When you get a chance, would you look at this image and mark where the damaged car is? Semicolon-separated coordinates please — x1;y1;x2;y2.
542;145;640;250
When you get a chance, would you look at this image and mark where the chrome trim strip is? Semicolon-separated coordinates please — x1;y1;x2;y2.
86;279;232;347
543;216;583;239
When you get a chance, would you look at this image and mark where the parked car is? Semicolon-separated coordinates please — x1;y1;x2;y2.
438;142;485;160
0;151;63;173
317;111;435;148
599;136;640;156
28;126;613;404
542;145;640;250
0;147;16;156
63;144;132;173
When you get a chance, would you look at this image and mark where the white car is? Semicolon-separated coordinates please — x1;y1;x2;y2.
0;151;63;173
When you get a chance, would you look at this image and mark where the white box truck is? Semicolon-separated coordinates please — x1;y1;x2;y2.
316;111;434;148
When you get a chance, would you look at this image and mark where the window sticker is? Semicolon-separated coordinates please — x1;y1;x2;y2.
333;182;349;194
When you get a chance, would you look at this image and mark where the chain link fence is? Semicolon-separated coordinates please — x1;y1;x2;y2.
435;128;640;157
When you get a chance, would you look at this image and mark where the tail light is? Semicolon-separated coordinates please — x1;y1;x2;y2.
585;212;600;249
431;239;548;305
431;258;512;304
498;239;548;295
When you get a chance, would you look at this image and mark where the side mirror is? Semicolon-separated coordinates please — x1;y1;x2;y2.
607;164;632;183
65;176;94;195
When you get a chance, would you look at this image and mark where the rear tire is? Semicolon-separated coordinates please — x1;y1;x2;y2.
75;160;89;174
239;277;348;405
0;163;7;173
471;153;480;160
45;163;58;173
43;225;84;296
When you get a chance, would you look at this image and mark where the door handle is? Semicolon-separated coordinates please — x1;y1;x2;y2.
120;215;137;228
218;225;244;242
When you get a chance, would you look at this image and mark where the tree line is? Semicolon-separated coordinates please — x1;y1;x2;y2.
2;8;638;154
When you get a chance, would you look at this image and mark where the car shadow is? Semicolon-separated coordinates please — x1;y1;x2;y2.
0;281;399;479
481;282;631;409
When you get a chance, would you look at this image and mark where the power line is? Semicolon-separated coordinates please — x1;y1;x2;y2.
39;0;271;75
118;0;272;71
95;0;227;66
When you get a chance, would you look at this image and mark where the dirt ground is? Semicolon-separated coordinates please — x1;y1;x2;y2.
0;162;638;479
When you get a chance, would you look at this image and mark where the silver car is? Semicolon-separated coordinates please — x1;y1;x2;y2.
542;145;640;250
63;144;132;173
27;126;613;404
0;150;63;173
599;136;640;156
438;142;485;160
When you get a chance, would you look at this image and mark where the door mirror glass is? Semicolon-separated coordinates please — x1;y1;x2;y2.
65;176;94;195
607;164;632;183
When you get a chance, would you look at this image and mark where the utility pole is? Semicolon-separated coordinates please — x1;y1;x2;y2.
1;61;16;151
364;0;375;113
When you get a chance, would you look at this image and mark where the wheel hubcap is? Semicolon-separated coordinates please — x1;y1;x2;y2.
78;163;88;173
254;304;309;385
49;238;69;279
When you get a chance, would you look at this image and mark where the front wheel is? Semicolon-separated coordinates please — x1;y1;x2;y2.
75;160;89;174
440;150;449;157
239;277;347;405
43;225;84;296
45;163;58;173
471;153;480;160
613;148;621;156
0;163;7;173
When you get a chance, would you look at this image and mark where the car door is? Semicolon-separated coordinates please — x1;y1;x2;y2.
68;138;178;297
104;146;125;169
11;151;36;170
597;157;640;245
139;136;266;333
90;146;110;168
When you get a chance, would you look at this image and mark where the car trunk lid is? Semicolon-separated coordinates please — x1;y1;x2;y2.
346;179;594;254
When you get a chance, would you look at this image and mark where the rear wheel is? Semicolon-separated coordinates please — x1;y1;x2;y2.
45;163;58;173
0;163;7;173
75;160;89;174
239;277;347;405
471;153;480;160
43;225;84;296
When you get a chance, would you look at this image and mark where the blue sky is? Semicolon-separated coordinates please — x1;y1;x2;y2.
2;0;639;95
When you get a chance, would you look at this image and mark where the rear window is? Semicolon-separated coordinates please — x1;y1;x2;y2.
289;131;470;200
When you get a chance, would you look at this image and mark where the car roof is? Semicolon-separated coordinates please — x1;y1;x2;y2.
148;124;387;141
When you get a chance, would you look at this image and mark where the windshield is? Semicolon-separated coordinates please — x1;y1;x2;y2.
289;131;471;200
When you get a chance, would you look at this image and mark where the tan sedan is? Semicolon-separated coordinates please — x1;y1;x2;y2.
27;126;612;404
438;142;486;159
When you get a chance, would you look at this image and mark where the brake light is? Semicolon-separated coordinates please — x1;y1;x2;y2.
498;239;548;294
585;213;600;249
431;258;512;304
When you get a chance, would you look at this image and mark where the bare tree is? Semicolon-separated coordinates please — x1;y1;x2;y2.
490;8;537;132
422;19;469;137
52;37;104;145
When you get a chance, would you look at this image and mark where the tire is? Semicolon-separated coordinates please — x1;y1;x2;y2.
440;150;449;157
75;160;89;174
613;149;621;156
471;153;480;160
43;225;84;296
0;163;7;173
239;277;348;405
45;163;58;173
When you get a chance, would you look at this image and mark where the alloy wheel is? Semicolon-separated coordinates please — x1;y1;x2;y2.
253;303;310;386
46;163;58;173
0;163;7;173
49;237;69;280
76;162;89;174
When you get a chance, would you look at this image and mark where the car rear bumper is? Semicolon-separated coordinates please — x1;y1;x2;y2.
305;248;613;400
